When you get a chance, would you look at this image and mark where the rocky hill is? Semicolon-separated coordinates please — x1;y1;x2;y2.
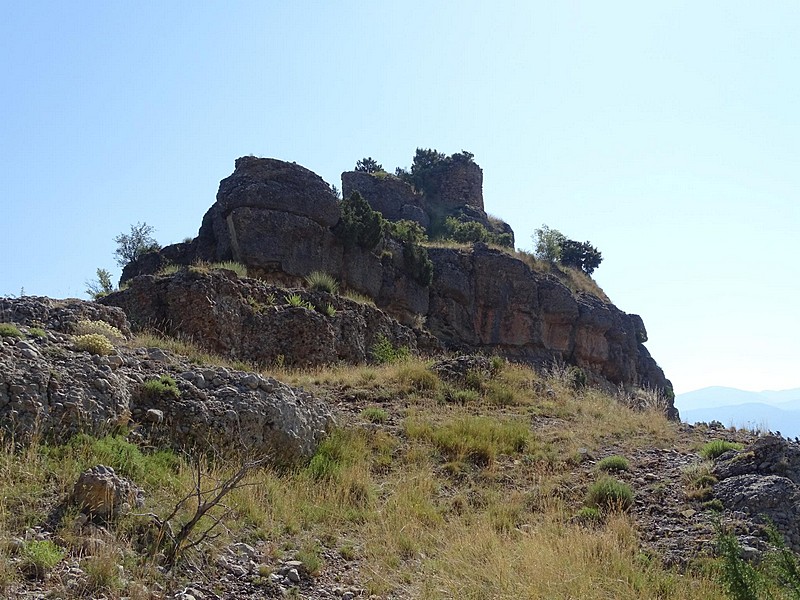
116;153;675;418
6;152;798;599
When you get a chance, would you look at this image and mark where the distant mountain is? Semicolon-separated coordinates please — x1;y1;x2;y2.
677;387;800;438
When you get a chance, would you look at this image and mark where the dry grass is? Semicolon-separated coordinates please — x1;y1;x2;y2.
0;352;722;598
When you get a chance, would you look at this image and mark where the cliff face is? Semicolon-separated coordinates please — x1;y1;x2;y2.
119;155;675;413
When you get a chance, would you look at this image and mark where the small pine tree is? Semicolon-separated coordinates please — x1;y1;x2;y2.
354;157;383;173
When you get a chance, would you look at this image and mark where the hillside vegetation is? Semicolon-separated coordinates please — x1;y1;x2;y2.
0;327;756;599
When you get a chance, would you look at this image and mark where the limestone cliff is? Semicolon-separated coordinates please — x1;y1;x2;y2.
119;154;675;414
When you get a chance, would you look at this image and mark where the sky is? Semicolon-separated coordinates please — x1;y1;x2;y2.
1;1;798;395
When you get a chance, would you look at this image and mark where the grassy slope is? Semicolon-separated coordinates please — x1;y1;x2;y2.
0;336;730;599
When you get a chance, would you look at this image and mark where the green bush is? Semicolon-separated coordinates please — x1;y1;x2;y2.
305;271;339;294
596;455;630;473
140;375;180;400
321;303;337;318
700;440;743;460
0;323;23;338
370;334;410;364
74;333;115;356
334;191;386;251
585;476;634;511
386;219;434;286
27;327;46;339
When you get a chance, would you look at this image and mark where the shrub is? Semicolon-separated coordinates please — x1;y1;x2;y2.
0;323;23;338
322;303;337;318
27;327;46;339
386;220;434;286
334;191;385;251
74;333;115;356
700;440;743;460
114;222;159;267
305;271;339;294
85;267;114;299
596;455;630;473
585;477;634;511
141;375;180;400
575;506;603;525
74;319;125;343
370;334;410;364
19;540;64;579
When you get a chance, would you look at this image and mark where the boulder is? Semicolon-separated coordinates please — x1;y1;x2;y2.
72;465;144;520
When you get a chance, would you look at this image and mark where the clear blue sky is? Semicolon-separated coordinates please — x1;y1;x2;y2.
2;1;798;394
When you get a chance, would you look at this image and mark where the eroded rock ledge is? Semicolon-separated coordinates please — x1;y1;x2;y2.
0;296;332;463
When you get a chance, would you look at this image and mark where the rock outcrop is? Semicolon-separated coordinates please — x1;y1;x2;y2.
116;154;674;413
0;297;333;462
713;436;800;551
341;154;513;243
102;269;438;367
426;243;672;404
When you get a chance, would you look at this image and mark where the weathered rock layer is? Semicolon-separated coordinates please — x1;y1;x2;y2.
118;155;675;413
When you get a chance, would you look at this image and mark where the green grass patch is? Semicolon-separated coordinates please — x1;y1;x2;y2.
305;271;339;294
361;407;389;423
585;477;634;511
140;374;180;400
700;440;743;460
596;455;630;473
0;323;23;338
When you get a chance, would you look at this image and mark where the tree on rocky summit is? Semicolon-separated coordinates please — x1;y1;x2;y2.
532;225;566;262
559;239;603;275
113;222;160;267
355;157;383;173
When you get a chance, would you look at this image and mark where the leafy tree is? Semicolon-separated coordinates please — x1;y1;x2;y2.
355;157;383;173
113;222;160;267
559;240;603;275
334;192;385;250
532;225;566;261
85;268;114;299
